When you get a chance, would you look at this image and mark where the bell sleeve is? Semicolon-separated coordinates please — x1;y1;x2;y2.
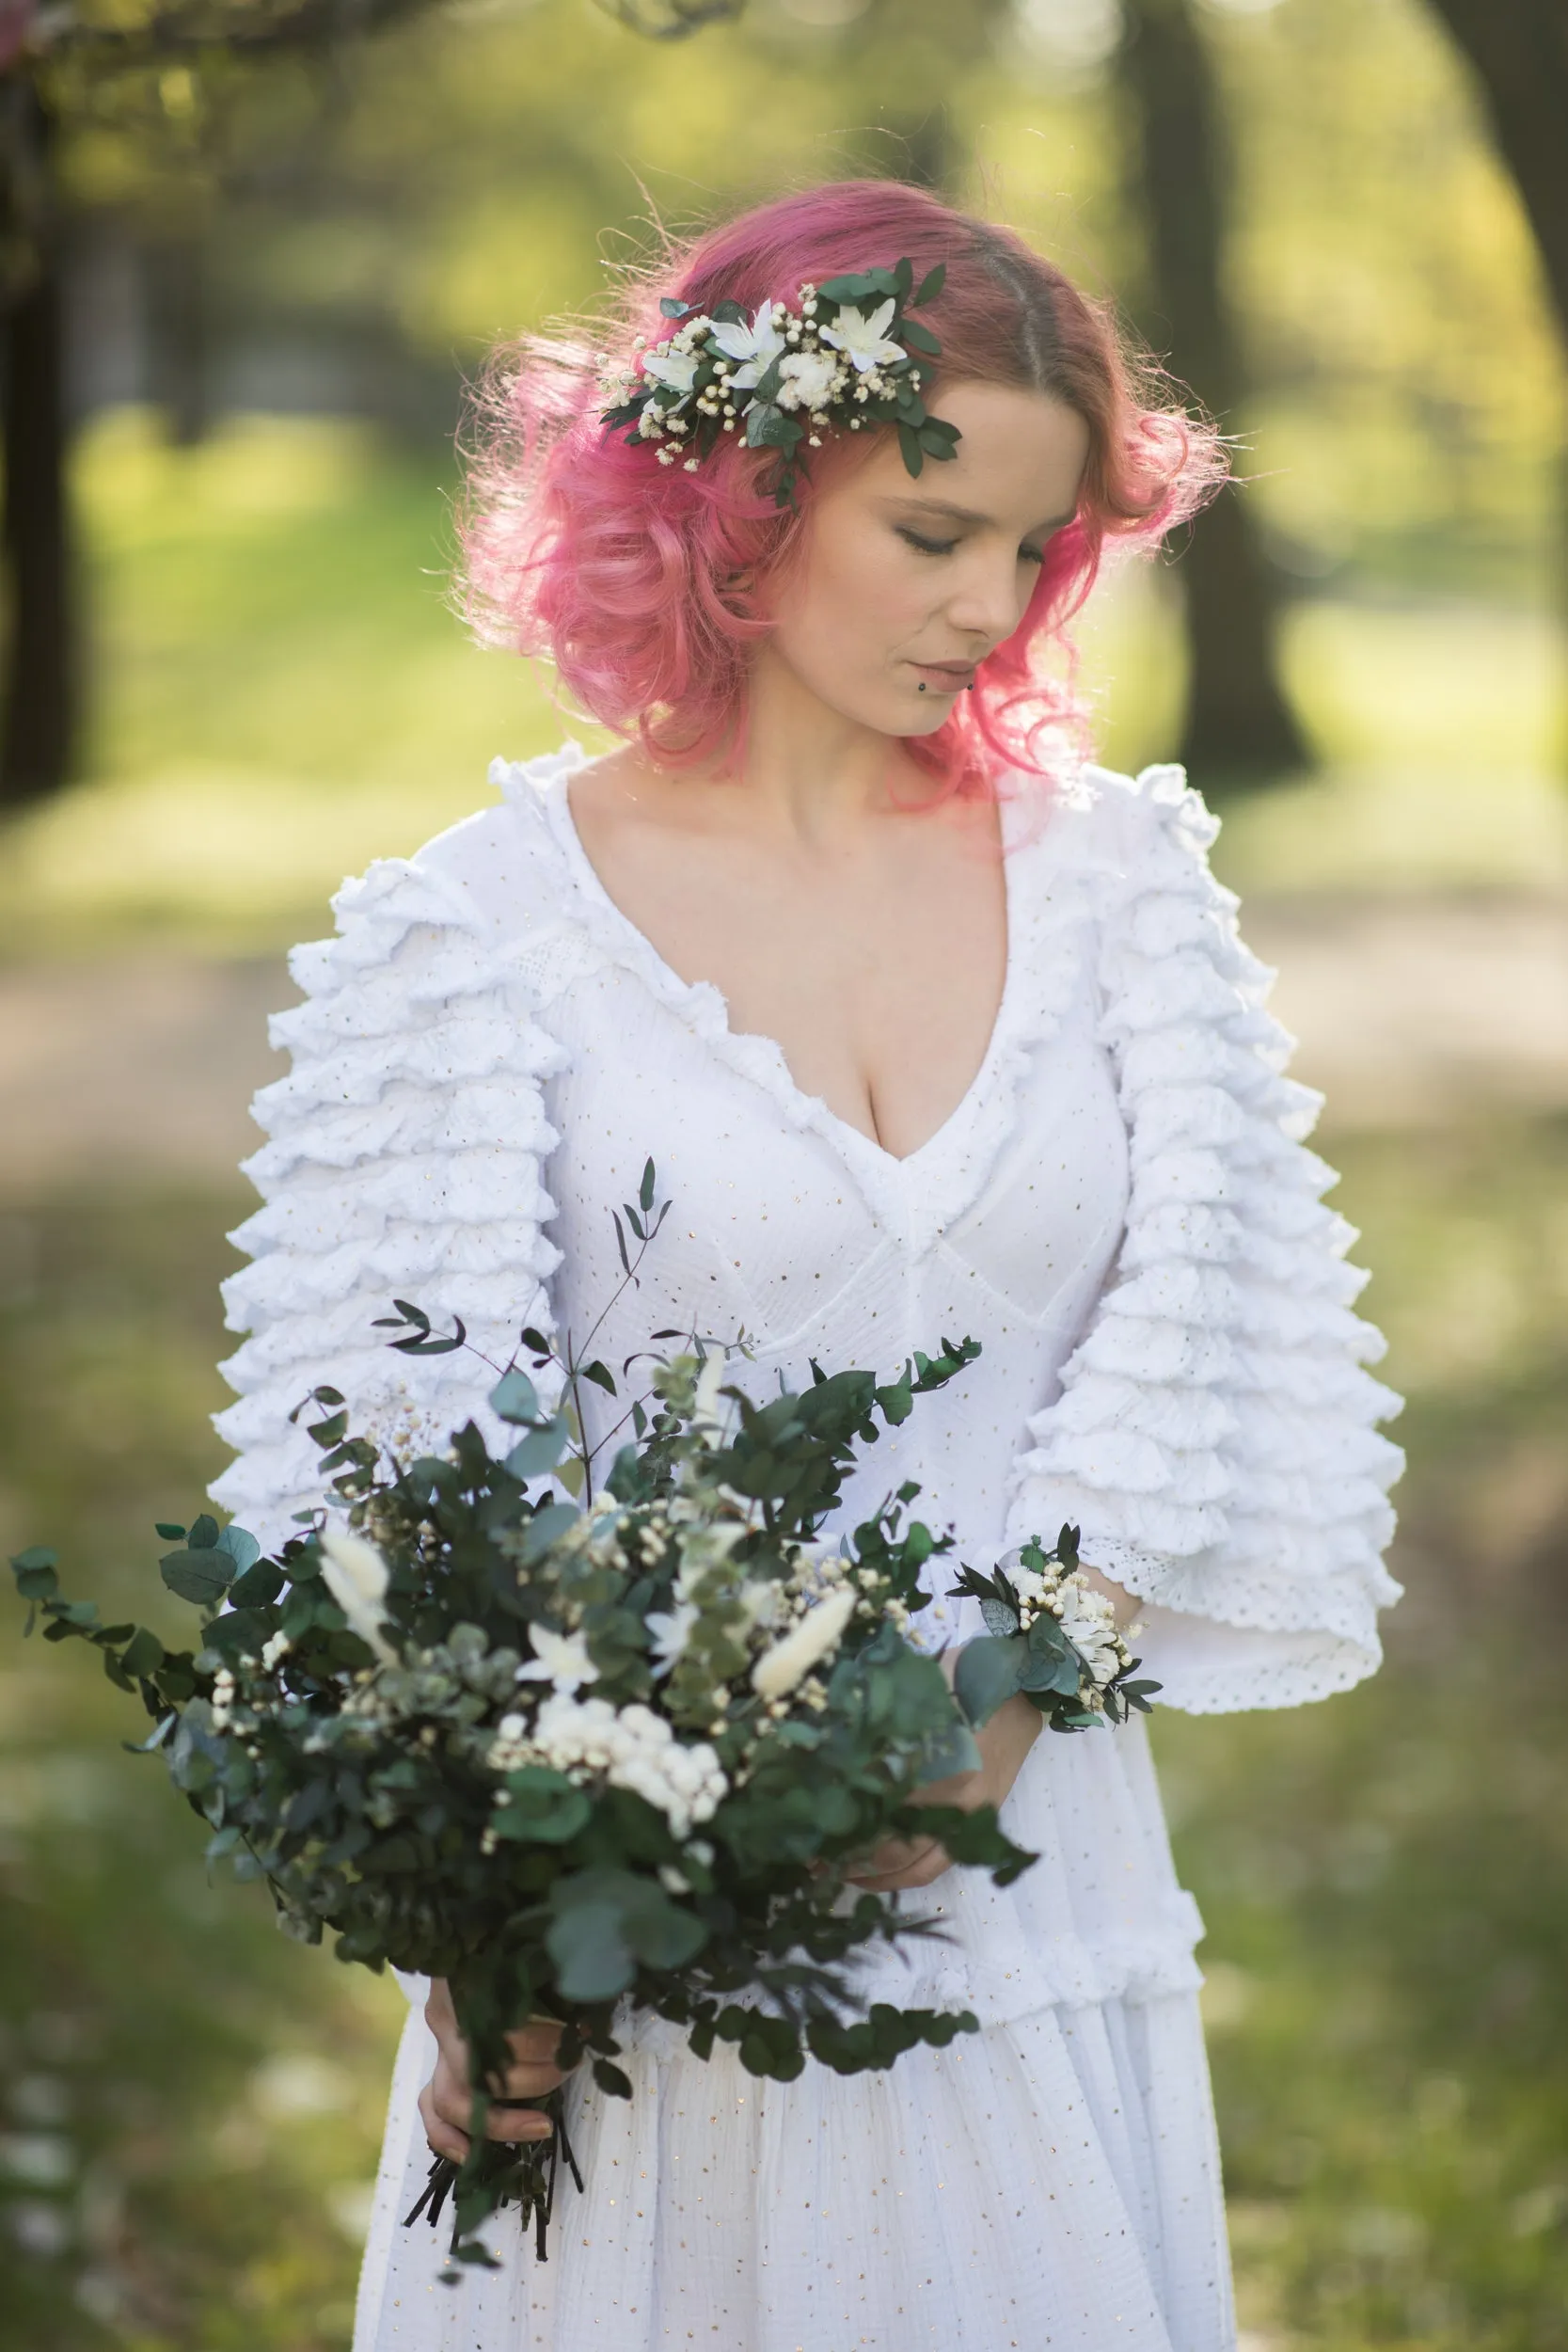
208;845;567;1557
1005;763;1404;1713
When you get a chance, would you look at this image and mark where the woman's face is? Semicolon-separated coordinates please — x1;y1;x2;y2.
758;380;1090;737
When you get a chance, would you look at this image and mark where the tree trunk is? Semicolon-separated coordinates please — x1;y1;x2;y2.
1117;0;1310;786
0;83;75;811
1421;0;1568;766
1420;2;1568;331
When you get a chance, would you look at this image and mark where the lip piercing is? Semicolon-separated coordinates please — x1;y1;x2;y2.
917;681;927;692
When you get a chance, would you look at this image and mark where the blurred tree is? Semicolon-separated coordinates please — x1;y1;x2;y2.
0;0;746;814
1421;0;1568;758
1115;0;1309;787
1420;4;1567;343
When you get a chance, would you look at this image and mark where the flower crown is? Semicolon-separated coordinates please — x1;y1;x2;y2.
598;257;959;506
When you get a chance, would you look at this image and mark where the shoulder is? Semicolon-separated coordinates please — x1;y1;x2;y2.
284;743;588;1006
406;742;587;935
1038;758;1223;892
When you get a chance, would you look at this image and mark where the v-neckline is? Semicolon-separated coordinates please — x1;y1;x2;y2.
542;750;1025;1177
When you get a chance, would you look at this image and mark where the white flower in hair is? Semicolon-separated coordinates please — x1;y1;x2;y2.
641;344;702;398
776;348;838;411
706;299;788;389
819;297;905;373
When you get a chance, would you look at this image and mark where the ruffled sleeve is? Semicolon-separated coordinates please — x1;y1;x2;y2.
209;826;568;1554
1005;763;1404;1713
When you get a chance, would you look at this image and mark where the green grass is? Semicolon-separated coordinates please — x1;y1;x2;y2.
0;1190;405;2352
2;1122;1566;2348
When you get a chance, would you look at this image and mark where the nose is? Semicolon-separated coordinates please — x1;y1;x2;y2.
942;546;1031;651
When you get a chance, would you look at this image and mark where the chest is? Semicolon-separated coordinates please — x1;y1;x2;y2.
538;928;1130;1366
567;803;1007;1163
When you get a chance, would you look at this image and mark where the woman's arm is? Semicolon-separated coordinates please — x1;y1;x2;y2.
209;823;566;1550
1003;762;1405;1714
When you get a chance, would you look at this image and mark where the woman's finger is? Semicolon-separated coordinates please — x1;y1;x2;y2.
494;2058;568;2101
847;1835;941;1886
418;2077;469;2165
429;2050;554;2142
849;1837;953;1892
483;2099;556;2143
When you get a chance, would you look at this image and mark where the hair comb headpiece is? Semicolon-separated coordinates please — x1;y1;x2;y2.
598;257;958;506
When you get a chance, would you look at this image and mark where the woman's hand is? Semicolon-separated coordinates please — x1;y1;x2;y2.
845;1567;1140;1895
418;1979;571;2163
847;1647;1045;1893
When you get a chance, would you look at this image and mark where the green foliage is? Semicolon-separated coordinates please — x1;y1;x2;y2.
5;1216;1049;2266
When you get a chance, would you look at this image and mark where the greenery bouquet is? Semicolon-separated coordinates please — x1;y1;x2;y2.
8;1171;1157;2272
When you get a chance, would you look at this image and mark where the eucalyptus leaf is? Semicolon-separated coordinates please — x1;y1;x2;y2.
159;1547;233;1610
546;1899;636;2004
954;1635;1026;1728
490;1370;541;1425
215;1523;261;1573
504;1420;570;1481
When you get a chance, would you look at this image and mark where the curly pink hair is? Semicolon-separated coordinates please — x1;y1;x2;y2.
459;180;1224;792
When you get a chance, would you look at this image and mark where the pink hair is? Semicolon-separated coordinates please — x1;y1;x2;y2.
459;180;1224;792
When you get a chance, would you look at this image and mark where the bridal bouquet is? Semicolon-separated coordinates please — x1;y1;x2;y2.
8;1169;1157;2271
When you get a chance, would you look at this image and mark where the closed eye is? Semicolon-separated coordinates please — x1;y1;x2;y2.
897;526;1053;564
896;527;958;557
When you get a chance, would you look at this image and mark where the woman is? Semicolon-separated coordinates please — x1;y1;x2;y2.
211;181;1403;2351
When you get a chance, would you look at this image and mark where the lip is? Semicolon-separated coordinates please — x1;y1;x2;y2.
910;660;976;691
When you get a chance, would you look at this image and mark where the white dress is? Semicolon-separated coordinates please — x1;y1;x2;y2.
211;745;1403;2352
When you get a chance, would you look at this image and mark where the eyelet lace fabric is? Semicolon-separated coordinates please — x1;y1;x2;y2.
211;745;1402;2352
1003;765;1404;1713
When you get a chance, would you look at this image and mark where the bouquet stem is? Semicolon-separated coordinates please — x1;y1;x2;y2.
404;2089;584;2268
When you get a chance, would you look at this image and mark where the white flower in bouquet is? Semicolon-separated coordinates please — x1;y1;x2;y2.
645;1599;698;1677
751;1586;857;1701
819;298;904;373
531;1692;726;1838
485;1711;537;1772
319;1528;398;1665
1056;1579;1124;1689
516;1621;599;1692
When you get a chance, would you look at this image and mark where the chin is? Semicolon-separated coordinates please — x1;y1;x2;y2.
900;699;958;738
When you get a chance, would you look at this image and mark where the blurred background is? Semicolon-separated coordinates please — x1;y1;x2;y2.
0;0;1565;2345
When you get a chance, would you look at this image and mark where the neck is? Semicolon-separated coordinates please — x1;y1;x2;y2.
721;647;930;844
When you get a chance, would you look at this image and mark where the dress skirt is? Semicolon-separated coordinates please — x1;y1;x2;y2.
355;1986;1231;2352
352;1721;1237;2352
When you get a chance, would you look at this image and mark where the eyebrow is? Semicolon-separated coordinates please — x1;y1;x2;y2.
881;496;1079;534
